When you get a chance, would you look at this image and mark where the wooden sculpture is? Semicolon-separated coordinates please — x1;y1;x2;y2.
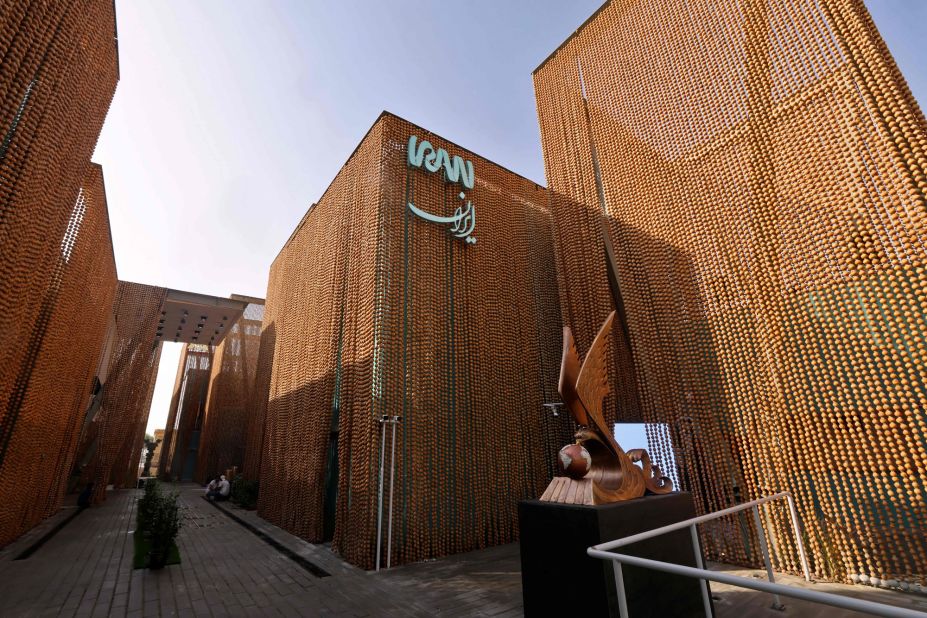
540;311;673;504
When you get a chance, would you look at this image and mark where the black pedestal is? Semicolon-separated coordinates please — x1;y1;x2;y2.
519;492;709;617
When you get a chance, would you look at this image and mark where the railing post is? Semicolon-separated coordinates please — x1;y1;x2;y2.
752;504;784;610
385;415;400;568
689;524;713;617
612;561;629;618
785;494;811;581
375;415;388;571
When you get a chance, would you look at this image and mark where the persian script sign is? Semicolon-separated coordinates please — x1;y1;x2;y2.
407;135;476;245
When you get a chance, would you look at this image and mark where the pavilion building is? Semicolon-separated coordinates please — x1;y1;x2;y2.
533;0;927;585
0;0;120;545
1;0;926;594
254;111;564;569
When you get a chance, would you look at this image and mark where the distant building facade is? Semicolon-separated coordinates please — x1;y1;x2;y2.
159;344;213;482
149;429;165;478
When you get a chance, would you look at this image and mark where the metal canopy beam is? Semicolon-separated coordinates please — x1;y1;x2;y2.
156;289;248;346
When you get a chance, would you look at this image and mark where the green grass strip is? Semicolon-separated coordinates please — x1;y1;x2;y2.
132;530;181;569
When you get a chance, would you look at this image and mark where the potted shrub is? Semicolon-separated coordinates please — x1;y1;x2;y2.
147;490;181;569
136;478;159;533
230;476;259;510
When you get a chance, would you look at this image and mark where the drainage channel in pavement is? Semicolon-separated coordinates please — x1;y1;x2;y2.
203;498;331;578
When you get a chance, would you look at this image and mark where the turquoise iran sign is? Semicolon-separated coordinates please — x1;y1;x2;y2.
407;135;476;245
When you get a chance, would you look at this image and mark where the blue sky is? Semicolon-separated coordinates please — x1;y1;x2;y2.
111;1;927;434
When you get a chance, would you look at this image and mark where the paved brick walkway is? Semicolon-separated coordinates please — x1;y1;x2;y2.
0;486;517;617
709;563;927;616
0;489;139;616
0;485;924;617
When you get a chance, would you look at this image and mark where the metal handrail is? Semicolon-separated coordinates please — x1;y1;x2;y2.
587;492;924;617
586;550;924;617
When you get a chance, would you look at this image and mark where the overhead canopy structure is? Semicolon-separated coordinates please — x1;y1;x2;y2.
156;289;248;346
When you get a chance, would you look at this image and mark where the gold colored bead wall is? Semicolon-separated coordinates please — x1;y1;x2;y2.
0;0;118;405
257;119;388;547
76;282;165;502
534;0;927;584
0;164;117;546
256;112;563;568
243;304;278;482
196;303;265;482
0;0;118;546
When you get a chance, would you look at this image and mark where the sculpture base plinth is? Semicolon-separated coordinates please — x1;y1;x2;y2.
539;475;595;504
519;492;709;617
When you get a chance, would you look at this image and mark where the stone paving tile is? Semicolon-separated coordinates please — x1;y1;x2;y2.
1;484;925;617
708;563;927;617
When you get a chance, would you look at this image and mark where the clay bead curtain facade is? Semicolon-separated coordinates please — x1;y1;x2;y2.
258;112;563;568
534;0;927;583
0;164;117;546
0;0;118;424
196;302;265;483
75;282;165;502
0;1;119;545
243;302;278;482
258;118;386;559
373;115;563;568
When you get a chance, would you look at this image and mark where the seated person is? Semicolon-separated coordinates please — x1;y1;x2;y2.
208;475;231;501
77;482;94;508
204;476;218;499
